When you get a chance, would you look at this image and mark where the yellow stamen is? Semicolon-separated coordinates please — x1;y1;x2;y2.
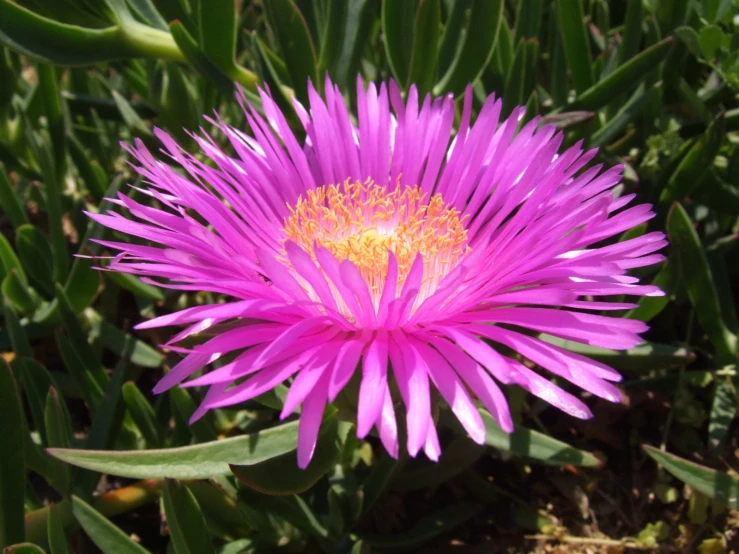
281;179;470;318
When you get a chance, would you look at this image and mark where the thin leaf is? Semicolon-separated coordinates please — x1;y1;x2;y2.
162;480;215;554
708;377;736;455
667;203;737;361
433;0;504;96
557;0;594;94
541;335;694;371
592;83;661;147
407;0;441;95
47;502;72;554
0;360;26;547
381;0;417;86
122;382;162;448
570;38;673;110
169;21;235;97
72;495;153;554
263;0;317;102
197;0;236;73
44;387;72;493
0;2;133;65
49;418;306;479
643;446;739;508
0;166;28;229
15;224;54;298
2;270;37;314
476;406;601;467
660;113;724;206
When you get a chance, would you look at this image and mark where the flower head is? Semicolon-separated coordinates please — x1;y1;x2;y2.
89;76;665;468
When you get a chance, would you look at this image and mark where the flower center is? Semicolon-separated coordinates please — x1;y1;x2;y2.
282;179;470;318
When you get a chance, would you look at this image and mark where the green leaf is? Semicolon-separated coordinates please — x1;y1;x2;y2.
13;357;60;446
0;1;132;65
104;272;165;301
0;361;25;548
55;285;109;392
667;203;737;361
381;0;417;86
169;21;234;97
502;38;527;117
359;503;481;551
513;0;542;40
315;0;344;78
76;359;133;494
15;224;54;298
162;480;215;554
0;233;24;285
2;544;46;553
72;495;153;554
570;38;673;110
169;386;218;443
708;377;736;455
433;0;503;96
2;270;37;314
196;0;237;74
263;0;317;102
92;316;163;368
3;305;32;358
471;406;601;467
44;387;72;493
660;114;724;206
540;111;594;130
626;254;680;322
557;0;594;94
618;0;643;65
230;415;341;495
23;129;68;284
698;25;723;60
693;171;739;215
0;167;28;230
122;382;162;448
436;0;467;75
241;486;329;538
642;445;739;509
334;0;377;86
67;135;106;201
407;0;440;95
541;336;694;371
111;90;152;137
37;64;66;175
47;503;72;554
360;455;397;517
48;418;305;479
592;84;661;148
675;25;701;58
251;35;295;119
56;333;105;411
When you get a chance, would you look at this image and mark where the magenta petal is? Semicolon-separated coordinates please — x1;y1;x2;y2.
411;338;485;444
377;383;399;458
357;331;389;438
395;334;431;457
297;373;330;469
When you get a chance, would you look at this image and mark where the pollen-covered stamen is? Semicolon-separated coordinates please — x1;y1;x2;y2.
281;179;470;319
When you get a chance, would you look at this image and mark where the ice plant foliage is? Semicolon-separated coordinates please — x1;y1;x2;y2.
88;77;665;468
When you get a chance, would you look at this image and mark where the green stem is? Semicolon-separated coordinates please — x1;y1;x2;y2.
120;21;186;63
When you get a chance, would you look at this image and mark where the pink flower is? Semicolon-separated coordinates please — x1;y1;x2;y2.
88;77;665;468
